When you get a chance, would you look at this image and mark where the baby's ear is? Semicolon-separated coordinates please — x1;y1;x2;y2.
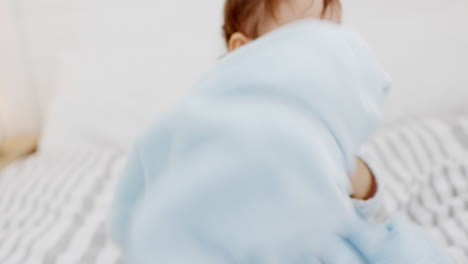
228;32;251;51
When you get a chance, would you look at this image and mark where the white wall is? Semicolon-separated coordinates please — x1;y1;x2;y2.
0;0;77;137
343;0;468;123
14;0;77;114
0;0;39;137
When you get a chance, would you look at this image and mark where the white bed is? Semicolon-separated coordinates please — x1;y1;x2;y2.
1;0;467;263
1;117;468;263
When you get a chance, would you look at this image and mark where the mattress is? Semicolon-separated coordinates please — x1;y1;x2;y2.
1;117;467;263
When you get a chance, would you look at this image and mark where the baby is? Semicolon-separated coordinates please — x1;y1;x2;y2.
110;0;453;263
224;0;378;206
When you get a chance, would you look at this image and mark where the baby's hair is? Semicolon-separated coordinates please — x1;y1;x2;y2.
223;0;339;45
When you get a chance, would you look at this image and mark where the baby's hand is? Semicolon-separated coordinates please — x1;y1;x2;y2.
350;159;377;200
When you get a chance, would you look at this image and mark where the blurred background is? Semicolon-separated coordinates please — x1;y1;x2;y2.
1;0;467;145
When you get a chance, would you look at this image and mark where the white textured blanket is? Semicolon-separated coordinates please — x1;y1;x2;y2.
362;117;468;263
0;117;467;263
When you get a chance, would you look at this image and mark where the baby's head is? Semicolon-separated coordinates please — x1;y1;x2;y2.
223;0;342;51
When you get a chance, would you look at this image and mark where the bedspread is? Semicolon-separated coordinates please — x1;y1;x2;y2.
0;117;467;263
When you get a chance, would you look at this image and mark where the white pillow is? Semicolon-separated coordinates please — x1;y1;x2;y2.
41;3;226;152
343;0;468;123
40;48;215;152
